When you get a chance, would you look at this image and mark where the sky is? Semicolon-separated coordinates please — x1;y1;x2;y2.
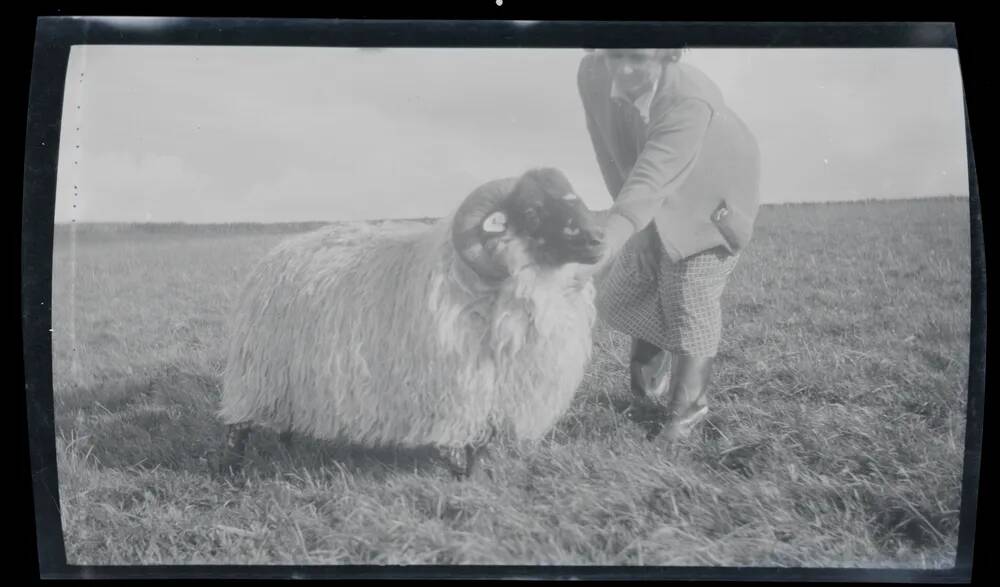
54;45;969;223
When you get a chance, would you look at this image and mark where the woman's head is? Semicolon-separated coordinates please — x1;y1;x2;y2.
593;48;684;99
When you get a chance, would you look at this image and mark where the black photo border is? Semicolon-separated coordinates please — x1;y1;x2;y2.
22;17;985;582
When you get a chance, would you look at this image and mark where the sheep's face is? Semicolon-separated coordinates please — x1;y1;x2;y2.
489;168;606;270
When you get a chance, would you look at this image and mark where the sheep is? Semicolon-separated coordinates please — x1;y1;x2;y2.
216;167;607;478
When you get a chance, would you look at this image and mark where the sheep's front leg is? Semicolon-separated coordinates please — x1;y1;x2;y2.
218;422;252;475
435;446;472;479
436;425;497;480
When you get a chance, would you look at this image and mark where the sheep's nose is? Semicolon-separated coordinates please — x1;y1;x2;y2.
583;227;605;246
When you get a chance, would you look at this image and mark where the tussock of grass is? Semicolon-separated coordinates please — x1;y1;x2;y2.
51;199;971;566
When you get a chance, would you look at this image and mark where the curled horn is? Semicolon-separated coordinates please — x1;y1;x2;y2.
451;177;519;281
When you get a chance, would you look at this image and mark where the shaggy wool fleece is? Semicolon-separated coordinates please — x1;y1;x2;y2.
218;218;597;450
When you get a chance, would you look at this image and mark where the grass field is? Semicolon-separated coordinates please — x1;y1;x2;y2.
50;198;971;567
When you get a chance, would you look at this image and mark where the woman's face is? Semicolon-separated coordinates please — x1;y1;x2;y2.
600;49;664;99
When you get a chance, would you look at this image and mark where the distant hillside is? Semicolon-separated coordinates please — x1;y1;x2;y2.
51;218;442;239
51;196;970;238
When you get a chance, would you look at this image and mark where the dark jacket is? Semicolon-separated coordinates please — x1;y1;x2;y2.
577;54;762;262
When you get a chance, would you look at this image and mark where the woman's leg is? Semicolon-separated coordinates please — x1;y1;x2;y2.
656;247;740;440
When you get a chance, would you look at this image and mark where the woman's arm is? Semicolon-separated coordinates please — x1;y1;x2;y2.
608;97;714;234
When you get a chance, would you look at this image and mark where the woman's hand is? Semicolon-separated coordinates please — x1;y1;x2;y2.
574;213;637;284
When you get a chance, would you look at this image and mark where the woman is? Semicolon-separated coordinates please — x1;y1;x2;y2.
576;48;761;442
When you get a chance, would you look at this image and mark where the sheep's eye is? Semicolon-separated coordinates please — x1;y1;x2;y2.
563;226;580;236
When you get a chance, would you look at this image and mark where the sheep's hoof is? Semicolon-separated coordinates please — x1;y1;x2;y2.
217;452;244;476
435;445;486;480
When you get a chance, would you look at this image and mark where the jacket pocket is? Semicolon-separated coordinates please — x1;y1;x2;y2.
710;200;753;253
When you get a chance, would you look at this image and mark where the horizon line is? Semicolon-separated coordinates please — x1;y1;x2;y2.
51;194;971;226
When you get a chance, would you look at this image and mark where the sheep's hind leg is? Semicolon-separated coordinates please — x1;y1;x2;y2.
218;422;252;475
279;413;295;451
462;445;491;480
278;430;294;451
464;425;498;480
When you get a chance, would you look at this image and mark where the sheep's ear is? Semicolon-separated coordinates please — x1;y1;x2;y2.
481;211;507;233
